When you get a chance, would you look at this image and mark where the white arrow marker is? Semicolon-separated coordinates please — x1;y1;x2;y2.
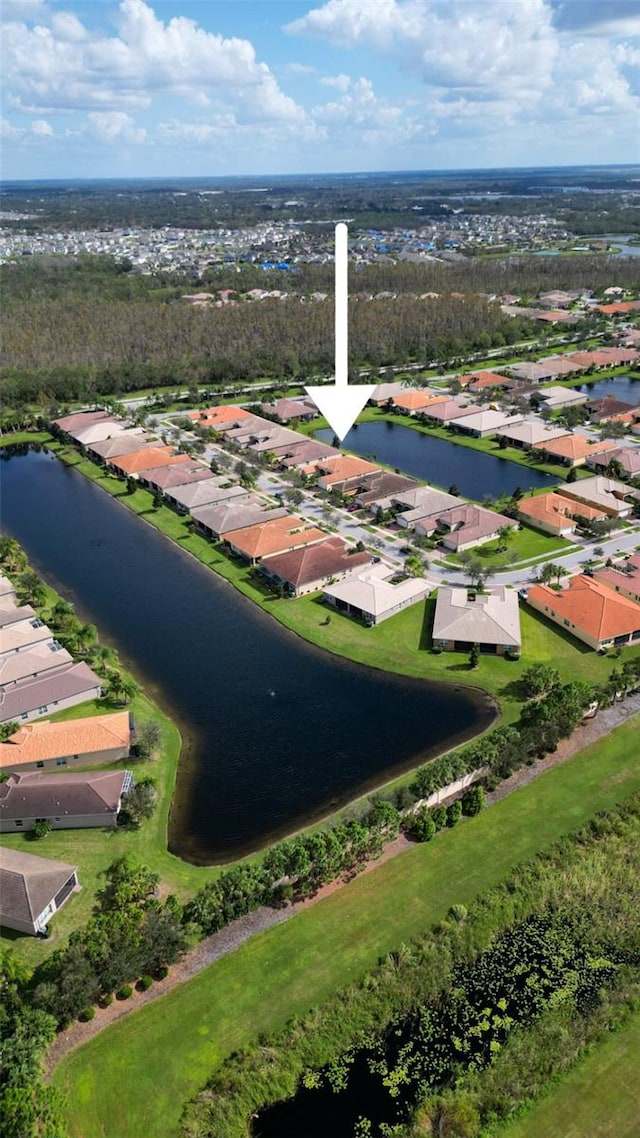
305;222;375;442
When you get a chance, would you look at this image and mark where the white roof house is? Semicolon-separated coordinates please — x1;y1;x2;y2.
531;387;588;411
392;486;461;528
559;475;640;518
494;420;570;448
454;410;524;438
433;586;521;654
322;563;430;626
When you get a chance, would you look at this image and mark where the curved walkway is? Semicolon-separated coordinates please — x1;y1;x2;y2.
46;693;640;1073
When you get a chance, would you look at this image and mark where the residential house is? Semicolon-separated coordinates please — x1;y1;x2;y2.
87;430;150;463
391;390;448;416
0;768;133;833
52;409;111;434
224;516;327;564
530;386;588;412
67;419;131;448
260;537;372;597
517;491;604;537
0;662;102;726
424;504;518;552
594;553;640;605
558;475;640;518
0;846;79;935
138;460;214;495
164;476;248;514
308;455;380;492
432;586;521;655
585;396;640;427
418;400;480;427
527;575;640;650
0;711;132;773
187;405;253;430
190;499;288;540
453;409;524;439
507;362;558;384
109;446;186;478
466;372;515;393
353;472;418;510
322;562;430;626
274;439;340;469
531;433;618;467
0;613;54;658
392;486;461;529
0;641;73;687
586;446;640;478
537;355;585;378
260;397;318;423
494;420;570;450
369;382;410;406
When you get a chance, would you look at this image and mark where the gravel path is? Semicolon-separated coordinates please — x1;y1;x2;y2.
46;700;639;1072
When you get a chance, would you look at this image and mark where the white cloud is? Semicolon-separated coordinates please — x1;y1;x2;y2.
320;73;351;91
31;117;53;135
283;61;317;74
2;0;306;125
1;116;25;138
87;110;147;144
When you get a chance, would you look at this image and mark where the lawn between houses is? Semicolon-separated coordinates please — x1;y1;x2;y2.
53;715;640;1138
498;1010;640;1138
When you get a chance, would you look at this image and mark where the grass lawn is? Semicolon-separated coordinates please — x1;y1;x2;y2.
53;714;640;1138
443;524;573;569
0;430;54;447
498;1011;640;1138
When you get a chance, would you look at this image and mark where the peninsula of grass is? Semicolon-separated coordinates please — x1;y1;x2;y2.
497;1010;640;1138
53;714;640;1138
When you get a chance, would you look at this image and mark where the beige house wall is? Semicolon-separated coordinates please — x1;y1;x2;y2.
3;743;129;774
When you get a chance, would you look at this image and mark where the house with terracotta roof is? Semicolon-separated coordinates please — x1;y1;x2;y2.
595;301;640;316
594;553;640;605
307;455;380;492
0;847;79;935
424;504;518;551
109;446;186;477
322;562;430;626
260;537;372;597
391;390;448;415
527;575;640;651
531;433;618;467
558;475;640;518
224;516;327;564
466;371;515;392
187;405;253;429
0;768;133;833
517;491;604;537
432;586;521;655
0;711;132;773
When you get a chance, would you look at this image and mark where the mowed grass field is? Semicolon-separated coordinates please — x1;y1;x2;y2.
499;1012;640;1138
54;715;640;1138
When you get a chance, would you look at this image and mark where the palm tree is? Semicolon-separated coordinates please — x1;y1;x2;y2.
0;537;27;574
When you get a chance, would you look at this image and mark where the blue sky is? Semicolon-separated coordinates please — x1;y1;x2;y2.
2;0;639;179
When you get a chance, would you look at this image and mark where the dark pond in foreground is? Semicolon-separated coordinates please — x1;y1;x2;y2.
316;421;558;499
1;448;494;863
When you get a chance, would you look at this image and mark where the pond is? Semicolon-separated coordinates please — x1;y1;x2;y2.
576;374;640;404
0;447;494;863
316;420;558;499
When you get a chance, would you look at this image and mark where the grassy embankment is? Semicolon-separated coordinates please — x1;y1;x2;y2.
498;1010;640;1138
53;714;640;1138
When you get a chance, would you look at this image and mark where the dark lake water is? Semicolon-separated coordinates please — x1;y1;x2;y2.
0;448;494;863
316;421;558;499
576;374;640;404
